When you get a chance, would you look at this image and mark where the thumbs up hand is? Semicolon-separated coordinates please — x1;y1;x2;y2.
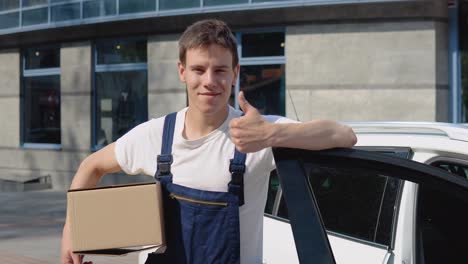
229;91;273;153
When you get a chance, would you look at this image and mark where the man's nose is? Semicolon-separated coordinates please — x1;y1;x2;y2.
202;70;216;88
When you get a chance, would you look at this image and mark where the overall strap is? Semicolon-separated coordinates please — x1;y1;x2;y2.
229;149;247;206
155;112;177;179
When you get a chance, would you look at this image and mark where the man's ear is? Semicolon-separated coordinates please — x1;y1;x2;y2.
178;61;186;83
232;64;240;87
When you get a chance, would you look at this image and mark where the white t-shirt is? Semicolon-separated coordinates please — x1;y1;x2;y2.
115;106;294;263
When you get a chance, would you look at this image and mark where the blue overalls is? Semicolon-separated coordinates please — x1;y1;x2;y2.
145;112;247;264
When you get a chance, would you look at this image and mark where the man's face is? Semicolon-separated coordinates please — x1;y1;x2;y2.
178;44;239;116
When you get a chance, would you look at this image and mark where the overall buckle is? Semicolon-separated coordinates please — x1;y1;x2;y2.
156;154;173;178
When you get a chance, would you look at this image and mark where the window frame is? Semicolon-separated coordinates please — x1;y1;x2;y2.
21;45;62;150
233;29;286;112
91;37;148;151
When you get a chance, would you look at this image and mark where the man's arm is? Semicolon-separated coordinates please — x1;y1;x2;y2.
61;142;121;264
229;92;357;153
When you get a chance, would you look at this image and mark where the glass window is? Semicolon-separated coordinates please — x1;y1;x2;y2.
22;7;48;26
306;164;400;245
22;0;48;7
95;71;147;144
119;0;155;14
0;0;19;11
96;39;147;64
431;161;468;180
22;46;61;146
24;47;60;69
265;170;280;215
277;162;401;246
0;11;19;30
23;75;61;144
204;0;247;6
235;64;285;115
51;3;80;22
83;0;116;18
94;39;148;148
242;32;285;57
252;0;296;2
159;0;199;10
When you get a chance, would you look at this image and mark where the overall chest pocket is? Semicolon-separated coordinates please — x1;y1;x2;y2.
170;192;240;264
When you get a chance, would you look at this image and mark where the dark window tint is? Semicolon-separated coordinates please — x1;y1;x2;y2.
265;170;280;215
204;0;247;6
277;161;401;246
231;64;285;115
83;0;116;18
96;39;147;64
119;0;155;14
24;47;60;69
23;75;61;144
22;7;48;26
95;70;148;145
306;164;399;245
22;0;47;7
252;0;296;2
51;3;80;22
242;32;284;57
159;0;199;10
417;185;468;263
0;0;19;11
431;162;468;180
0;11;19;29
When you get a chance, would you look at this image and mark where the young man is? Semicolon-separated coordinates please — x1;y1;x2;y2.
61;19;357;264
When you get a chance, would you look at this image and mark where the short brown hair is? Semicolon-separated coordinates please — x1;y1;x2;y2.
179;19;238;68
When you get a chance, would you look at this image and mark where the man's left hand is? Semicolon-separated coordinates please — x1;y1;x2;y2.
229;91;273;153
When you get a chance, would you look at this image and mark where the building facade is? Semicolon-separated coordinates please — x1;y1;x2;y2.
0;0;466;190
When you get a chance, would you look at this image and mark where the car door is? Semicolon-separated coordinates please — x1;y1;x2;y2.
267;148;468;264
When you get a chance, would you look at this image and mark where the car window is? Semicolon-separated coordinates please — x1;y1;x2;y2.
272;147;468;263
431;161;468;180
265;170;280;215
273;150;404;246
417;183;468;263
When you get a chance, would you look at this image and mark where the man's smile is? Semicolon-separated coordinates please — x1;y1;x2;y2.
198;92;221;96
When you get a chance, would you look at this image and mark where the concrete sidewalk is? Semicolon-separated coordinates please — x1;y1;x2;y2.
0;190;138;264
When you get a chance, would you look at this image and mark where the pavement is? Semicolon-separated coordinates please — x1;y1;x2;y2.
0;190;138;264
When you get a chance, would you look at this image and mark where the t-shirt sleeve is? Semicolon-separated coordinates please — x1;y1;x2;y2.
262;115;300;172
115;120;160;175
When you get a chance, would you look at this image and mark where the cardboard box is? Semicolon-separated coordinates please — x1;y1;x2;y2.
67;182;165;255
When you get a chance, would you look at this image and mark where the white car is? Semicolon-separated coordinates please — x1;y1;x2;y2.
263;122;468;264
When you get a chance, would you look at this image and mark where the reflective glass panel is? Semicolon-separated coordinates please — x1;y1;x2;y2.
304;163;399;246
159;0;199;10
23;75;61;144
24;47;60;69
252;0;296;2
51;3;80;22
0;11;18;29
204;0;247;6
119;0;155;14
463;52;468;122
83;0;116;18
241;32;285;57
96;39;147;64
22;7;48;26
0;0;19;11
22;0;48;7
95;70;148;146
231;64;285;115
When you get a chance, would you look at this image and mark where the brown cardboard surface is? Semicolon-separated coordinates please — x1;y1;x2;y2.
67;182;165;255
